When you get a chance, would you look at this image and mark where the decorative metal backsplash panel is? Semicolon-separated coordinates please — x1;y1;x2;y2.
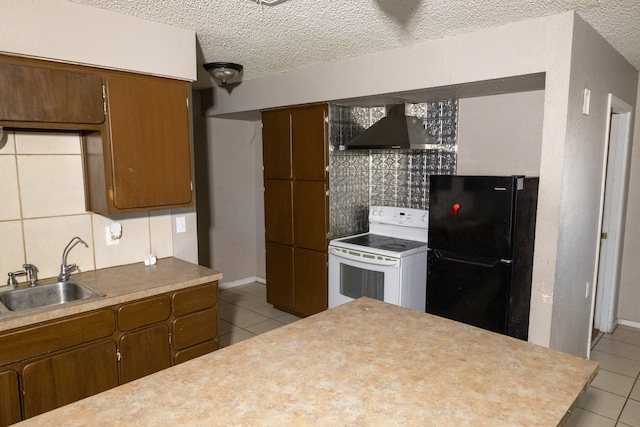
329;100;458;239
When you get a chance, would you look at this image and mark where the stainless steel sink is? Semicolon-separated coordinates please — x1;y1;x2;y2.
0;281;104;312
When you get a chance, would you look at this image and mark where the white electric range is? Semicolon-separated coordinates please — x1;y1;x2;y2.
328;206;429;311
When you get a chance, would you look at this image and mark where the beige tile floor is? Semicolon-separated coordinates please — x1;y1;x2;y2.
218;282;301;347
566;325;640;426
219;283;640;425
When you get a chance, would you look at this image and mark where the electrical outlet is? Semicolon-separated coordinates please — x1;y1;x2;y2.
585;281;590;298
582;88;591;115
176;216;186;234
106;226;119;246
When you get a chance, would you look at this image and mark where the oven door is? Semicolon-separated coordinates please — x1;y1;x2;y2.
328;246;401;308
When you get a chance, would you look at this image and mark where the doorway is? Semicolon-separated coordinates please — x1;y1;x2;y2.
591;94;633;346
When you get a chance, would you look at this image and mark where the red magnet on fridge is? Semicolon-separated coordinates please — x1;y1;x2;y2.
451;203;461;215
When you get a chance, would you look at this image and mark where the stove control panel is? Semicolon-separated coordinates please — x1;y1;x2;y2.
369;206;429;230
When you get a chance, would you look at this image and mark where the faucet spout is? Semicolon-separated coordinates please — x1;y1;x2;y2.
58;237;89;282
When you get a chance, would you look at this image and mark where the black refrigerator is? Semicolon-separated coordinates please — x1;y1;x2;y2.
426;175;538;340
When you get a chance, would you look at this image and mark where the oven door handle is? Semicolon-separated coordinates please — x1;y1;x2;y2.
329;247;400;267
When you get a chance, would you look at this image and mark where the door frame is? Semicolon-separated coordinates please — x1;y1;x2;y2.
590;94;633;342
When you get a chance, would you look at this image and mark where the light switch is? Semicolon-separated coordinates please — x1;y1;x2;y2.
176;216;186;233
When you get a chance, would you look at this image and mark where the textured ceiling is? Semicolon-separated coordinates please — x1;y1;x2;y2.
69;0;640;89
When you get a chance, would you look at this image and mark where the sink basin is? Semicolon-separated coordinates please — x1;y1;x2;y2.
0;281;104;312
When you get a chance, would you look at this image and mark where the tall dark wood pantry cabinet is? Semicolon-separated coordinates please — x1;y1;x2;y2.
262;104;329;317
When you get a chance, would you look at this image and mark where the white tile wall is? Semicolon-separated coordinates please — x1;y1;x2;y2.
0;131;175;283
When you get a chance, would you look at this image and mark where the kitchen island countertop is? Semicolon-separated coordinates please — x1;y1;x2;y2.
19;297;597;426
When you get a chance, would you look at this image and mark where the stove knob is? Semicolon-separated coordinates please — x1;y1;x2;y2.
377;209;384;217
421;214;428;222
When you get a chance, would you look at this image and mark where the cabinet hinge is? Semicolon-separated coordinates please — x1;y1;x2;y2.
116;350;122;362
325;190;329;197
102;84;107;116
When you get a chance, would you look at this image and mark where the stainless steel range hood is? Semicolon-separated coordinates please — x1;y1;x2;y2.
344;104;435;150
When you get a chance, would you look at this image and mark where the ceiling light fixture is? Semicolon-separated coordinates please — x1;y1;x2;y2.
253;0;288;5
203;62;244;85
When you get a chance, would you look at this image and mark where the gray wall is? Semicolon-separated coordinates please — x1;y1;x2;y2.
549;15;638;356
457;91;545;176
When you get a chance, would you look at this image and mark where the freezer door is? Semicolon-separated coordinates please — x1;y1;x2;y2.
426;252;511;335
428;175;517;260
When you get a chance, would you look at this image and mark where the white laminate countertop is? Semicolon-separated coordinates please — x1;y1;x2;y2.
0;257;222;332
18;297;598;426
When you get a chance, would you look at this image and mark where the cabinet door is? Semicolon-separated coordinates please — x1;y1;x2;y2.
119;324;171;384
22;340;118;419
105;74;193;210
293;180;328;251
264;179;293;245
0;61;104;125
294;248;327;316
0;370;21;426
262;109;292;180
292;104;327;181
266;242;294;311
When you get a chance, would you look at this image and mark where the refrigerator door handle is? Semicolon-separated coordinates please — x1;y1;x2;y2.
432;252;512;268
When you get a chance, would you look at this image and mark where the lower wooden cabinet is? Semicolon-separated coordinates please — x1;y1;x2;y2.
118;324;171;384
0;370;21;426
266;243;327;317
0;281;219;425
294;248;327;316
266;242;295;311
171;283;219;364
21;340;118;419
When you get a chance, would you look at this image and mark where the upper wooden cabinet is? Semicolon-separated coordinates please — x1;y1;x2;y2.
85;73;193;214
262;104;328;181
0;54;194;215
291;104;328;181
262;108;292;180
0;59;104;126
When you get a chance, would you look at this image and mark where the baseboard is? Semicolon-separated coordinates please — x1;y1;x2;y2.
219;276;265;290
617;319;640;330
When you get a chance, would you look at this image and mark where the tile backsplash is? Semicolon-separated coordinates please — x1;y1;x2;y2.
0;130;174;283
328;101;458;239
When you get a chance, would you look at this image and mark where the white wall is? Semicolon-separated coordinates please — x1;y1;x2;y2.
457;90;545;176
1;0;200;269
0;0;196;81
0;131;175;280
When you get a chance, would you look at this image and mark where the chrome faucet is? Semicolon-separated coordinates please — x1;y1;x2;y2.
58;237;89;282
22;264;39;286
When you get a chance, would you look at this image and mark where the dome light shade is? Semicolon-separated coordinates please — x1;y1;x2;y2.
203;62;243;85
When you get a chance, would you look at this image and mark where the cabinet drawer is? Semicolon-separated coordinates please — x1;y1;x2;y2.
172;307;218;350
0;310;115;366
118;295;171;331
172;283;217;316
174;340;219;365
